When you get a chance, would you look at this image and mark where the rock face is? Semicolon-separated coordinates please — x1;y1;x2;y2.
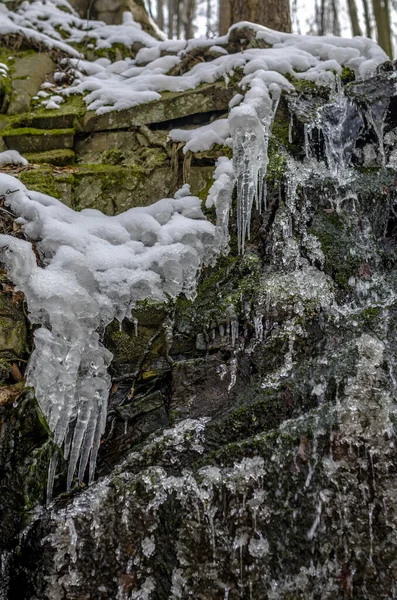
7;54;55;115
0;53;236;213
2;39;397;600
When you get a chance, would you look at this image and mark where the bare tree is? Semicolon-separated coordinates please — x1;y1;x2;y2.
362;0;372;37
168;0;175;37
372;0;393;57
183;0;196;38
331;0;341;35
347;0;362;35
228;0;291;33
156;0;164;30
219;0;231;35
314;0;340;36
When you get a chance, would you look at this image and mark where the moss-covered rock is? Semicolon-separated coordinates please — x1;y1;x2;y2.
7;53;55;115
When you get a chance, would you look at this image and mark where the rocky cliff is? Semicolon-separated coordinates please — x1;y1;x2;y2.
1;5;397;599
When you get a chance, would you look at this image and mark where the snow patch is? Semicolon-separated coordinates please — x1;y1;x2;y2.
0;150;28;166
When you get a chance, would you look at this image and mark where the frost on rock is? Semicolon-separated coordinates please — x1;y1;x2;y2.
0;175;220;494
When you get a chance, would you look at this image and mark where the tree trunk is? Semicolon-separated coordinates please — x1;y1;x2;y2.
331;0;341;35
372;0;393;57
229;0;291;32
320;0;326;34
176;0;182;37
156;0;164;30
184;0;196;38
219;0;231;34
362;0;372;37
168;0;175;38
347;0;362;35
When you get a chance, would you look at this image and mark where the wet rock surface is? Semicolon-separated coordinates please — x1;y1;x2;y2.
2;51;397;600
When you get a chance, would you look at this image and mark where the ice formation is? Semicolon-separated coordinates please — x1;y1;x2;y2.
0;176;219;493
318;83;364;178
0;0;390;491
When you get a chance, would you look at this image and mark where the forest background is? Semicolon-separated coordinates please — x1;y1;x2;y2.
70;0;396;59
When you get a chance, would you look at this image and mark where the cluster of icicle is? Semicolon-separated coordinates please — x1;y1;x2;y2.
0;178;221;497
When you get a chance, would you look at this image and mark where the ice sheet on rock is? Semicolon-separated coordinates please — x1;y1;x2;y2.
319;84;364;178
0;174;220;494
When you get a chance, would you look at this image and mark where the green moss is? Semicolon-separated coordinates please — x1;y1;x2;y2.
175;249;262;333
353;306;383;332
1;95;86;131
132;299;169;327
310;211;363;289
212;388;287;443
105;318;166;366
27;93;86;119
1;126;74;137
286;74;329;98
136;146;168;169
101;147;125;165
23;440;55;509
77;163;144;176
201;404;332;470
74;164;148;203
84;42;132;62
340;66;355;84
20;168;60;198
267;137;287;181
196;176;215;220
24;148;75;166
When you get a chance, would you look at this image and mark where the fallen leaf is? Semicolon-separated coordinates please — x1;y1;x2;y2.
11;362;24;382
11;290;24;303
0;383;24;406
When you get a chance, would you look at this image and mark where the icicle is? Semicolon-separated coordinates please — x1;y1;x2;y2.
288;112;294;144
47;448;59;504
0;176;221;495
132;316;138;337
307;498;322;540
254;314;264;341
368;503;374;565
303;124;312;161
230;320;239;347
229;80;283;253
365;96;389;167
319;82;363;178
228;358;237;392
206;157;235;251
